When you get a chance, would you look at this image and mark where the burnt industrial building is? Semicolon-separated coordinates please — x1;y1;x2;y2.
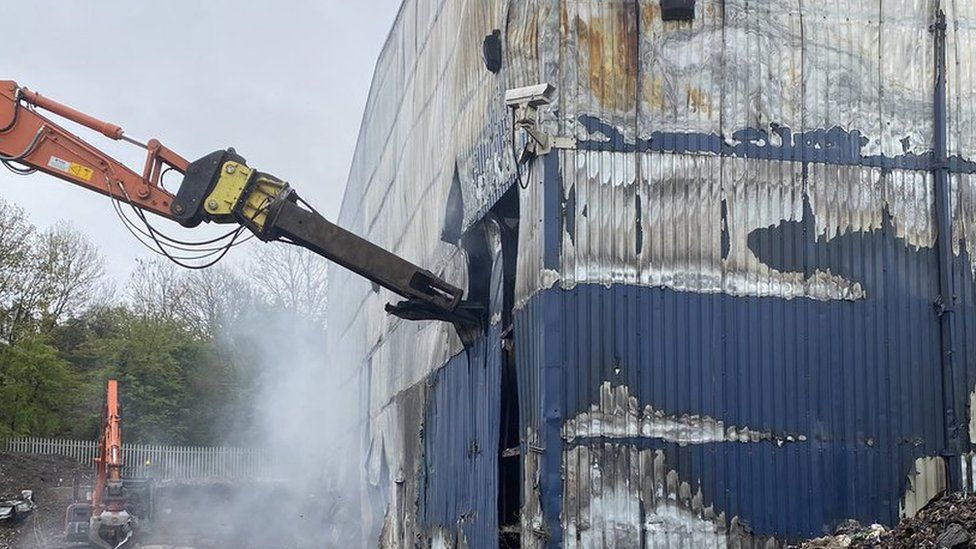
325;0;976;546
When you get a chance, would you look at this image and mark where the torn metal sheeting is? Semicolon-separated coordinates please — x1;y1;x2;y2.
326;0;976;547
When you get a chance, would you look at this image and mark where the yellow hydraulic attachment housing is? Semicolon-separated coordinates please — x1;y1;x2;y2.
199;160;285;236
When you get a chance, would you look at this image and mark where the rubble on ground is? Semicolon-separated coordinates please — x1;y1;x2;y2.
799;522;886;548
866;493;976;548
0;490;36;524
799;493;976;548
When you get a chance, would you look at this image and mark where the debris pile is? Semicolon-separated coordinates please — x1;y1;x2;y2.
866;493;976;548
799;493;976;548
799;521;886;548
0;490;36;525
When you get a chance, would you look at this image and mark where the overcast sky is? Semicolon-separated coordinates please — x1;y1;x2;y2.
0;1;401;281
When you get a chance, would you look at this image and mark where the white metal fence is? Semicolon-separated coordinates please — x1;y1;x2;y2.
4;437;276;481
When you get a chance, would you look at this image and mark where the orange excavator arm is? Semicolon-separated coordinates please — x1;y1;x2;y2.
81;380;130;549
91;380;122;515
0;79;480;335
0;81;185;220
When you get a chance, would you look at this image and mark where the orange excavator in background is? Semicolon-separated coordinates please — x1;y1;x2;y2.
65;380;152;549
0;80;481;338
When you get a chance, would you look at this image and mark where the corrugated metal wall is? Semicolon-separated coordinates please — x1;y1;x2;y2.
422;326;503;546
327;0;976;547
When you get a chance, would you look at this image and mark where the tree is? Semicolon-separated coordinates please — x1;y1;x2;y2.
0;200;41;343
49;306;135;439
178;266;256;339
0;202;106;342
126;258;190;323
0;199;338;447
0;200;35;304
249;244;329;326
36;223;108;323
179;341;245;445
0;335;77;437
86;312;191;444
124;258;256;339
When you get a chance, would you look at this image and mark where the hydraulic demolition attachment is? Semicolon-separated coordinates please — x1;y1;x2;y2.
0;81;481;337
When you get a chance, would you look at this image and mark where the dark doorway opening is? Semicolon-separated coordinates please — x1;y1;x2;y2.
493;186;521;548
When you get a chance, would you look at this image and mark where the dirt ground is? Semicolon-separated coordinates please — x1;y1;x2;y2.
0;452;352;549
0;451;89;549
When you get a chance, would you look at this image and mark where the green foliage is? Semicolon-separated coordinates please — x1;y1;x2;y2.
0;197;327;447
0;335;78;438
63;310;243;445
86;313;190;444
0;305;250;445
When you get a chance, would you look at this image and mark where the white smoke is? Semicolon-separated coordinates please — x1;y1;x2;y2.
230;306;363;547
211;246;366;548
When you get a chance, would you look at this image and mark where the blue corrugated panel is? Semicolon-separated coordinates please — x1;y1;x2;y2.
422;330;501;547
421;222;507;548
511;156;976;546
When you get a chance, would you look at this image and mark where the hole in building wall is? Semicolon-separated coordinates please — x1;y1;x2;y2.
660;0;696;21
635;192;643;256
564;183;576;246
454;186;521;546
492;186;521;548
460;224;492;313
720;198;730;260
442;166;465;244
483;29;503;74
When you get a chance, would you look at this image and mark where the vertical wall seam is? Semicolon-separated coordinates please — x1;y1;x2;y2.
931;8;961;468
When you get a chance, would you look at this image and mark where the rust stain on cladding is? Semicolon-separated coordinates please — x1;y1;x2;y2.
504;4;541;70
528;10;540;61
559;1;569;49
641;1;661;28
644;75;665;112
577;4;638;112
686;86;713;117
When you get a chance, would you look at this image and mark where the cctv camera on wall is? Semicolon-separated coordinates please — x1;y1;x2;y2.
506;83;555;157
504;83;555;108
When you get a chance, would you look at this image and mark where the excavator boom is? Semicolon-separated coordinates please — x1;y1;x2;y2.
0;80;479;332
0;82;183;219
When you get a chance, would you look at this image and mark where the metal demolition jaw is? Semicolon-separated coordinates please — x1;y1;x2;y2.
169;149;482;339
90;509;132;549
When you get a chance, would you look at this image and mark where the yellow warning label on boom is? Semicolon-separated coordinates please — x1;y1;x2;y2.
47;156;94;182
68;163;94;182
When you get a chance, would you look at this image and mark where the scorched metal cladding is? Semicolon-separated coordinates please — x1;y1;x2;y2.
325;0;976;547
